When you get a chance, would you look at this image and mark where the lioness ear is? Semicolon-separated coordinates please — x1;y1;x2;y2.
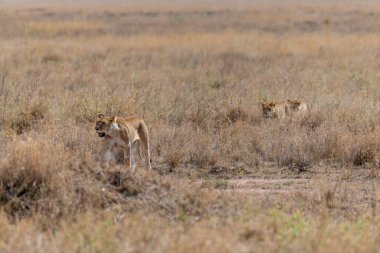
97;113;105;119
110;116;119;131
110;116;117;122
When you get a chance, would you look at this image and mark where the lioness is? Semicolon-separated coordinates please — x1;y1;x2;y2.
286;99;309;117
261;101;290;119
95;114;151;170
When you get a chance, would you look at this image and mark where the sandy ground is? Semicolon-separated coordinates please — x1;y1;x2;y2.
192;178;312;195
220;178;311;194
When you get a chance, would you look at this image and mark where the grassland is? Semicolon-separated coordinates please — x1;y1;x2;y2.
0;1;379;252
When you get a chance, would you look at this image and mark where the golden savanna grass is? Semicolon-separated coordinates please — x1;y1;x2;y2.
0;1;379;252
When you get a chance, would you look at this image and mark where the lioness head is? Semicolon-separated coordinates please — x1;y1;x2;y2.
286;99;301;110
95;114;118;138
261;101;276;118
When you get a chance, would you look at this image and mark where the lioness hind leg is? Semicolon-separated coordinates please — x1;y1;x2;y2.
136;141;144;161
129;141;137;171
140;139;151;170
138;124;151;170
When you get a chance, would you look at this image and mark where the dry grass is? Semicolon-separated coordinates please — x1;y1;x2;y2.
0;1;379;252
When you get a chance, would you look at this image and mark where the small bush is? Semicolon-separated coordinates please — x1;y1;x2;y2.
350;134;379;166
0;138;104;222
214;106;249;129
42;53;61;63
300;111;325;131
226;107;248;124
10;101;48;135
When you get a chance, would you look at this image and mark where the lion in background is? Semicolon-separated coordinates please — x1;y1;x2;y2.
261;99;309;119
261;101;290;119
286;99;309;117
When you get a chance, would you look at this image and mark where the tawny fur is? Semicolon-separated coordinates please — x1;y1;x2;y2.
286;99;309;117
95;114;151;171
261;101;290;119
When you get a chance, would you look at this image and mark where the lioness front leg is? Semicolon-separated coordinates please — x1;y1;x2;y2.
129;141;137;171
103;148;113;167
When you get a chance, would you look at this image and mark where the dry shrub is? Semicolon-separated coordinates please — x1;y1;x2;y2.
260;124;313;171
352;146;374;166
165;151;186;169
0;138;105;222
10;101;47;135
310;127;349;163
188;104;211;128
155;124;217;170
249;111;264;126
97;167;230;219
300;111;325;131
337;106;378;135
187;134;217;168
226;107;249;124
154;125;189;169
350;132;380;166
42;53;61;64
214;106;249;129
0;137;229;224
0;138;62;219
218;122;262;166
209;78;227;89
217;51;252;75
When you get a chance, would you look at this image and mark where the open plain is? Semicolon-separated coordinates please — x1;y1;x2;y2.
0;0;379;252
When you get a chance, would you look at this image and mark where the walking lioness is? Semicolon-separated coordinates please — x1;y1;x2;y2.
95;114;151;170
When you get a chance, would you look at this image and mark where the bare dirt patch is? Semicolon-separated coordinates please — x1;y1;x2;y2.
194;178;312;195
222;178;311;194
